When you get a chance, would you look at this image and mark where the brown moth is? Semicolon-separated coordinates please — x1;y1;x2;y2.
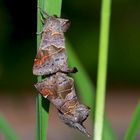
33;7;90;137
35;72;90;137
33;15;75;76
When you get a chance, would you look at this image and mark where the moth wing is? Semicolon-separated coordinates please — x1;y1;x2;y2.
33;45;69;76
59;97;78;116
35;75;57;98
55;73;79;115
56;72;76;99
39;32;65;50
34;73;73;110
49;73;77;110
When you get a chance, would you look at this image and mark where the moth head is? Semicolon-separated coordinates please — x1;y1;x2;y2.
42;16;70;33
74;104;90;123
59;18;70;32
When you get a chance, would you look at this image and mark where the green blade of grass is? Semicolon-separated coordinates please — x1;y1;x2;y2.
36;0;43;139
0;115;19;140
66;41;117;140
36;1;48;140
124;101;140;140
45;0;62;16
36;0;62;140
94;0;112;139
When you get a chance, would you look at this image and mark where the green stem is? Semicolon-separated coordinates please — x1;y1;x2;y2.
36;0;62;140
94;0;111;140
124;101;140;140
66;42;117;140
36;0;42;140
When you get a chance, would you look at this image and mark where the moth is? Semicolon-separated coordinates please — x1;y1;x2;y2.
33;7;90;137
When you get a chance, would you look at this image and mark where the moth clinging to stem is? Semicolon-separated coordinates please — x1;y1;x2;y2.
33;7;91;137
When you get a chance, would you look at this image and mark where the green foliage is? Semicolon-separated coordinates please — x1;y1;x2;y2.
124;102;140;140
0;115;19;140
103;116;117;140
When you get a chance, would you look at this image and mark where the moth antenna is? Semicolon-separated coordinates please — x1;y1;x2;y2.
37;6;49;19
39;17;45;25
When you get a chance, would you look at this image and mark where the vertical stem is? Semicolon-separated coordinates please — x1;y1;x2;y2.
94;0;111;140
36;0;43;139
36;0;62;140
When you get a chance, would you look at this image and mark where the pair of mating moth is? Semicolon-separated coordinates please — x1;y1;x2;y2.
33;8;90;137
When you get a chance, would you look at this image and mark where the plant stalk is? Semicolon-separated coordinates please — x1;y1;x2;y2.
94;0;112;139
36;0;62;140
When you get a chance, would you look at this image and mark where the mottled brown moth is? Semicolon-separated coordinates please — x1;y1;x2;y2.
33;7;90;137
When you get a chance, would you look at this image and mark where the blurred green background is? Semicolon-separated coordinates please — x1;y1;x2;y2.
0;0;140;92
0;0;140;139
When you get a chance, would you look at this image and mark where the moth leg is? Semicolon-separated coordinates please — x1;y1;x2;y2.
36;30;43;35
61;67;78;74
68;67;78;73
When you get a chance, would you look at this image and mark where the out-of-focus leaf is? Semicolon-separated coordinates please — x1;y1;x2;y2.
124;101;140;140
0;115;19;140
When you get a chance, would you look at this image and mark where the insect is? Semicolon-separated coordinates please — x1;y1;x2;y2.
33;7;90;137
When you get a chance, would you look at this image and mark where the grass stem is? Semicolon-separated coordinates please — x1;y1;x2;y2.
94;0;112;139
36;0;62;140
